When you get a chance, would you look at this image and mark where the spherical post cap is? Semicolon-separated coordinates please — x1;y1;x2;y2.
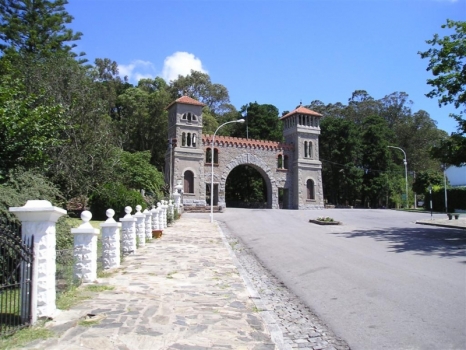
81;210;92;223
106;209;115;219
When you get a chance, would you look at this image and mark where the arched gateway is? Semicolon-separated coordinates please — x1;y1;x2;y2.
165;96;324;210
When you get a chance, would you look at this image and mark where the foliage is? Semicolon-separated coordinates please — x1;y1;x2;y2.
0;167;62;224
423;187;466;212
419;20;466;166
232;102;282;142
413;170;445;194
0;65;64;177
168;70;230;115
89;182;146;220
55;215;73;250
316;216;334;222
117;150;165;197
115;78;171;168
0;0;83;57
225;165;267;208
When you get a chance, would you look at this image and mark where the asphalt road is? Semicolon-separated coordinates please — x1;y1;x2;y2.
212;209;466;350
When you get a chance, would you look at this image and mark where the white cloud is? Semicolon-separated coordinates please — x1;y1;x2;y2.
161;52;207;82
118;60;156;83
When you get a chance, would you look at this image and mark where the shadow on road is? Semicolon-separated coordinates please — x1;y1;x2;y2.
336;226;466;259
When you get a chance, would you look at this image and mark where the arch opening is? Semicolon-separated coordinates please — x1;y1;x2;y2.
225;165;269;208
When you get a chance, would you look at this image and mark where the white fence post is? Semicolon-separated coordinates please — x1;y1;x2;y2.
134;205;145;248
9;200;67;323
71;211;99;283
100;209;121;270
157;202;164;229
119;206;136;255
151;205;159;231
143;208;152;240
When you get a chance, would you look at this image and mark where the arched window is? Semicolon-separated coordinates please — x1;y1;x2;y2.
206;148;212;163
187;133;192;147
182;132;186;146
187;113;192;122
182;113;187;120
213;148;219;164
308;142;313;159
277;154;283;169
284;155;289;169
304;141;308;158
184;170;194;193
192;133;197;147
307;179;315;200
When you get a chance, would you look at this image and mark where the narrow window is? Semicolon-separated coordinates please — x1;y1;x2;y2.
187;133;192;147
277;154;283;169
304;141;308;158
308;142;313;159
307;179;315;200
284;155;289;169
206;148;212;163
182;113;187;120
184;170;194;193
187;113;192;122
182;132;186;146
214;148;219;164
192;133;197;147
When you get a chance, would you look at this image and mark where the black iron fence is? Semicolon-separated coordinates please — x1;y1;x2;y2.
0;222;34;336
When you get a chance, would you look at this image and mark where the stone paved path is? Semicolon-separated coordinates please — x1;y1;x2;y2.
23;218;277;350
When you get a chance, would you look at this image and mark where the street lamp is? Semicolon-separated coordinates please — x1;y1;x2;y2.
388;146;408;209
210;119;245;223
429;185;433;220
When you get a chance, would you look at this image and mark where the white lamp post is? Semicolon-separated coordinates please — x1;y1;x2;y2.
388;146;408;209
210;119;245;223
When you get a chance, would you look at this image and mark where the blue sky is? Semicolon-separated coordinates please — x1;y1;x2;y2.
67;0;465;134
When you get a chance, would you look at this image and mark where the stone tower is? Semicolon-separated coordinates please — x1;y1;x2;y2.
165;96;206;206
280;104;324;209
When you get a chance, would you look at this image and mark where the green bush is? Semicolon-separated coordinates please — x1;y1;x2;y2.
0;168;63;224
89;182;146;220
423;187;466;212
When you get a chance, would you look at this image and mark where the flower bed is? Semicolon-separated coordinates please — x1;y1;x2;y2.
309;217;341;225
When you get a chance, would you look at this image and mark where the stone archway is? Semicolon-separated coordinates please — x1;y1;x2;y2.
218;153;279;209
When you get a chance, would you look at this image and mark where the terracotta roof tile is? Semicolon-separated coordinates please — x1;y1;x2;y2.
202;135;294;151
166;95;206;110
280;105;322;120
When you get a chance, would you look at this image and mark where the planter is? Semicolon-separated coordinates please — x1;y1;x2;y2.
309;219;341;226
152;230;163;238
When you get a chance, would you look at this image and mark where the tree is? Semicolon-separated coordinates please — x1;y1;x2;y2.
319;117;363;206
412;170;444;195
0;63;64;177
360;115;397;208
419;19;466;165
168;70;230;115
0;0;83;57
232;102;283;142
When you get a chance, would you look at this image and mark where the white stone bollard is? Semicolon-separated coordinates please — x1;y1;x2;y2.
100;209;121;270
173;191;181;211
71;211;99;283
119;206;136;255
134;205;145;247
169;199;174;218
143;209;152;240
157;202;164;229
162;200;168;229
151;205;159;231
9;200;67;323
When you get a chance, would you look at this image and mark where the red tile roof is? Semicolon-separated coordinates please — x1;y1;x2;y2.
280;105;322;120
202;135;294;151
166;95;206;110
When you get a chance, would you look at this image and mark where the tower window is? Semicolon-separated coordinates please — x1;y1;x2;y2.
284;155;289;169
277;154;283;168
184;170;194;193
307;179;315;200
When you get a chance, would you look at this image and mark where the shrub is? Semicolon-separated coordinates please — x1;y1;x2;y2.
89;182;146;220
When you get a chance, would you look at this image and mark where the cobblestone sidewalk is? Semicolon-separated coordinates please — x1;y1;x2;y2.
22;218;277;350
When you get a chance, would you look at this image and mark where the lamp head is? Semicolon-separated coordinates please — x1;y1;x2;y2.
237;119;245;123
